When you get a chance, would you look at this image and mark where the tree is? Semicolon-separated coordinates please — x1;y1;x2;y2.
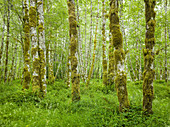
164;0;168;83
30;0;39;92
102;0;107;86
23;0;31;90
143;0;156;114
67;0;80;101
0;1;6;80
37;0;47;95
4;0;10;82
110;0;129;112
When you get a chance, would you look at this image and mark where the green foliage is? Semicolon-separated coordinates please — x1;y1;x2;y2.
0;80;170;127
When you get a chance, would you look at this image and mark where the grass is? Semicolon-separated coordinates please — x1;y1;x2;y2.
0;79;170;127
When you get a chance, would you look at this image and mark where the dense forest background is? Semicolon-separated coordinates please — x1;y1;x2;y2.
0;0;169;126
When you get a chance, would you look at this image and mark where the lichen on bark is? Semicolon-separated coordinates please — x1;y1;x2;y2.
109;0;129;112
23;0;31;90
37;0;47;95
143;0;156;114
67;0;80;102
102;0;107;86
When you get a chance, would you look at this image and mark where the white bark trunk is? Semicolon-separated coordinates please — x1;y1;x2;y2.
37;0;47;93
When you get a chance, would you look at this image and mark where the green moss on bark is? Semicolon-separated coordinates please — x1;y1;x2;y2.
109;0;129;112
29;6;36;27
115;73;129;112
23;0;31;90
68;0;80;102
143;0;156;114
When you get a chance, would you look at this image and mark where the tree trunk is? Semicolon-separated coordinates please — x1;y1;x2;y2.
67;0;80;102
13;42;18;80
86;0;93;82
37;0;47;95
164;0;168;83
4;0;10;82
23;0;31;89
84;0;87;83
30;0;40;92
0;3;6;80
110;0;129;112
102;0;107;85
143;0;156;114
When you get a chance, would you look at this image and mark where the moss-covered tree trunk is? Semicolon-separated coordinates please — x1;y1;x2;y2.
0;3;6;80
108;0;116;86
37;0;47;95
86;0;99;87
23;0;31;89
164;0;168;83
30;0;40;92
110;0;129;112
67;0;80;101
143;0;156;114
4;0;10;82
84;0;87;83
102;0;107;85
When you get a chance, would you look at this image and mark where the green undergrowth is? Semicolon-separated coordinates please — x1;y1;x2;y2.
0;79;169;127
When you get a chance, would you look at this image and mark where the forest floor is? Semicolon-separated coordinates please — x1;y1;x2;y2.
0;79;170;127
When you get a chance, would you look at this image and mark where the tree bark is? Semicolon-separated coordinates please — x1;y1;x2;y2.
67;0;80;101
23;0;31;89
143;0;156;114
0;3;6;80
110;0;129;112
102;0;107;85
37;0;47;95
4;0;10;82
30;0;40;92
164;0;168;83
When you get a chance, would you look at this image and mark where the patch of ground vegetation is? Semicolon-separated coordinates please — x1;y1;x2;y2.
0;79;169;127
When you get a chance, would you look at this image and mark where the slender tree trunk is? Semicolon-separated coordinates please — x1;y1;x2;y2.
0;4;6;80
143;0;156;114
23;0;31;89
67;0;80;102
84;0;87;82
86;0;93;82
67;51;71;87
110;0;129;112
102;0;107;85
37;0;47;95
86;0;99;87
76;0;83;80
13;42;18;80
48;37;55;83
164;0;168;83
135;12;140;81
30;0;40;92
4;0;10;82
18;42;24;79
8;43;14;82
